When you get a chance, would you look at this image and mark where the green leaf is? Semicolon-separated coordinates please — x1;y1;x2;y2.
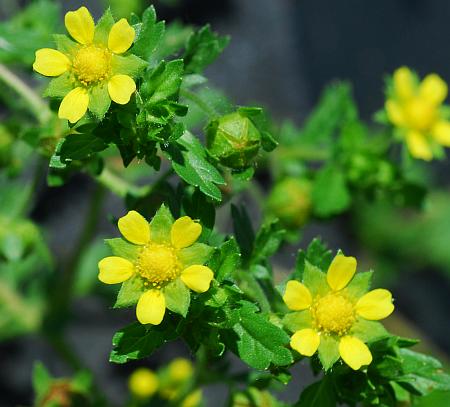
208;238;241;282
397;349;450;396
252;219;286;265
231;204;255;262
163;132;225;201
114;276;145;308
318;335;340;370
228;301;293;369
88;84;111;119
302;261;329;297
93;8;114;45
351;319;388;343
105;238;141;261
59;134;108;161
32;362;52;401
141;59;183;103
183;25;230;74
300;82;357;145
282;311;313;333
162;278;190;317
312;165;351;217
293;238;332;282
110;319;180;363
344;271;373;300
149;204;173;244
111;54;148;77
295;376;336;407
43;72;72;98
178;243;214;268
132;5;165;60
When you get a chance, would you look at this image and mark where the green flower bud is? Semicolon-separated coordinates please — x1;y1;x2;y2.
267;178;312;228
206;112;262;169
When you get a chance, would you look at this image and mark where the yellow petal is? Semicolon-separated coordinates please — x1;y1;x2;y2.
128;368;159;398
171;216;202;249
58;87;89;123
98;256;134;284
107;75;136;105
432;121;450;146
406;130;433;161
385;99;406;127
33;48;70;76
339;336;372;370
108;18;135;54
290;328;320;356
118;210;150;245
394;67;415;100
181;265;213;293
64;6;95;45
356;289;394;320
136;290;166;325
326;254;357;291
283;280;312;311
420;74;448;106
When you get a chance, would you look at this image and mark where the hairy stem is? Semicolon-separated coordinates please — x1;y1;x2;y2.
0;63;51;123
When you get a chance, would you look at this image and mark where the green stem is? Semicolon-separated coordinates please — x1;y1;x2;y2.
180;88;217;119
274;145;330;161
0;63;51;123
96;166;173;198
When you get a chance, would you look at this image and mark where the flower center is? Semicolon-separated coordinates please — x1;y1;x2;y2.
137;244;180;288
72;45;111;86
312;293;355;335
404;97;436;131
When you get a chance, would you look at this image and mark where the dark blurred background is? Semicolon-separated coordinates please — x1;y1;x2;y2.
1;0;450;405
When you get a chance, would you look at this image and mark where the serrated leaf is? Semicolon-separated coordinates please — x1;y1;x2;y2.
162;278;190;317
114;276;145;308
318;335;340;370
252;219;286;265
208;238;241;282
110;320;180;364
295;376;336;407
105;238;140;261
163;132;225;201
59;134;108;161
397;349;450;396
228;301;293;370
141;59;183;103
132;5;165;60
312;166;351;217
183;24;230;74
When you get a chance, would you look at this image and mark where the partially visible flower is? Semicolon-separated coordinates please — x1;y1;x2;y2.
385;66;450;161
33;6;146;123
129;368;159;399
181;389;203;407
283;254;394;370
98;206;214;325
168;358;194;382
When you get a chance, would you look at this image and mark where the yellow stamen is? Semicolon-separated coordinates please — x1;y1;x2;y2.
137;244;180;288
72;45;111;86
312;293;355;336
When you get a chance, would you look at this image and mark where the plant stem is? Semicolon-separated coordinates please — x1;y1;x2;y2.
96;166;173;198
0;63;51;123
180;88;217;119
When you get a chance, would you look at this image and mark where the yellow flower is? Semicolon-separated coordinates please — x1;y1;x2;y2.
385;66;450;161
98;206;214;325
129;368;159;399
181;389;202;407
283;254;394;370
168;358;194;382
33;6;146;123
